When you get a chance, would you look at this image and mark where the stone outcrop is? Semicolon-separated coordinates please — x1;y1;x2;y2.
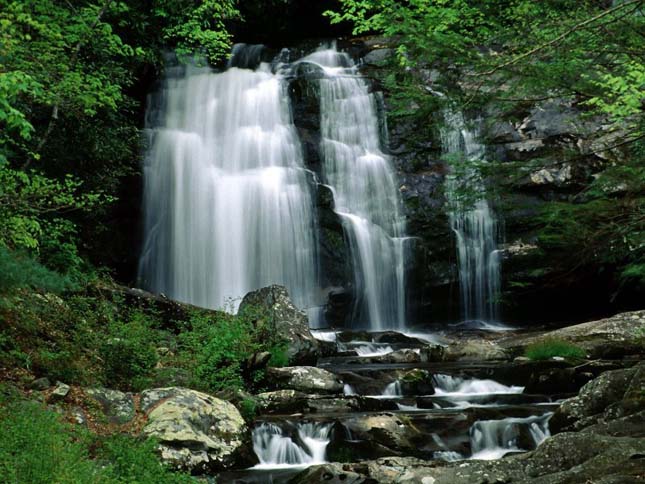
503;310;645;359
238;285;321;365
266;366;344;394
141;387;249;472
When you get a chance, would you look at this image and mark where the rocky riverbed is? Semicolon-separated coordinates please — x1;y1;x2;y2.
26;286;644;483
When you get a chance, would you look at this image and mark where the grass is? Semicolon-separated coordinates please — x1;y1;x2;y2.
0;386;194;483
524;338;587;360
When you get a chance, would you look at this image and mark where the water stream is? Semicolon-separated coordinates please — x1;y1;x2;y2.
441;110;501;324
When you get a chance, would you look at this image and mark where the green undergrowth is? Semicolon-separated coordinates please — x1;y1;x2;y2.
524;338;587;360
0;247;288;395
0;385;194;483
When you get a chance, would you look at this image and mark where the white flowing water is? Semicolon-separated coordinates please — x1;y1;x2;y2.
354;343;394;357
381;380;403;397
298;46;408;330
469;414;551;460
441;110;501;323
343;384;356;395
433;374;524;396
252;422;333;469
139;47;319;314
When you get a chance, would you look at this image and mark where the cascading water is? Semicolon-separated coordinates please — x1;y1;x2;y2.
298;46;408;330
469;414;551;460
138;47;319;314
433;374;524;395
441;110;501;323
252;422;332;468
382;380;403;397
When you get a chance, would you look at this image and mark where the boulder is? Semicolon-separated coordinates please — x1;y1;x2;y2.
30;377;51;391
503;310;645;359
85;387;135;424
443;339;509;361
266;366;344;394
142;387;248;472
550;362;644;433
344;414;422;454
238;285;320;365
50;382;70;402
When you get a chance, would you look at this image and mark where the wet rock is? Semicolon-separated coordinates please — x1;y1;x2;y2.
239;285;320;365
344;413;422;454
142;387;248;472
290;463;371;483
267;366;344;394
256;389;309;414
86;387;135;424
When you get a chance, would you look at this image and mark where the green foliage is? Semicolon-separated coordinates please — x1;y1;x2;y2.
179;305;288;393
238;397;258;422
524;339;587;361
0;246;74;294
0;394;194;483
97;434;195;483
100;312;160;391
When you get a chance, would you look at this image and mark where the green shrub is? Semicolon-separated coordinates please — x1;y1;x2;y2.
0;394;194;483
524;338;587;360
100;312;160;391
179;305;288;393
0;246;74;294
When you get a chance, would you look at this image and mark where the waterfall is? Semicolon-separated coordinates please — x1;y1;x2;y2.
138;47;319;314
441;110;501;323
382;380;403;397
252;422;332;468
469;414;551;460
299;46;408;331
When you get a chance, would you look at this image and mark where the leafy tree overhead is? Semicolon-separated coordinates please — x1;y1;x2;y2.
0;0;238;274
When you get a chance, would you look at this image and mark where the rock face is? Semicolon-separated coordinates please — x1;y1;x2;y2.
504;310;645;359
238;285;320;365
550;362;644;433
142;387;248;472
266;366;344;394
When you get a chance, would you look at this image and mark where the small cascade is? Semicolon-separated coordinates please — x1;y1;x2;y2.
354;343;394;357
382;380;403;397
469;414;551;460
298;46;408;330
252;422;333;468
433;374;524;395
343;384;356;395
441;110;501;324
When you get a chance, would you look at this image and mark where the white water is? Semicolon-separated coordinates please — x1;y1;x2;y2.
441;110;501;324
299;46;408;330
343;384;356;395
355;343;394;357
469;414;551;460
252;422;332;469
139;48;319;314
433;374;524;396
381;380;403;397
